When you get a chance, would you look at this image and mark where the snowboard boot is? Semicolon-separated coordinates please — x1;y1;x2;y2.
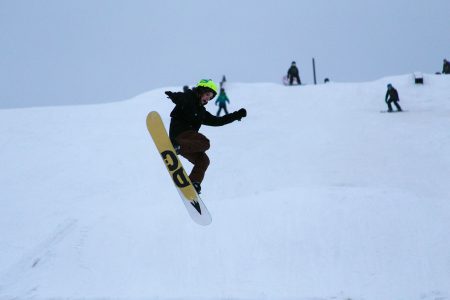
192;182;201;194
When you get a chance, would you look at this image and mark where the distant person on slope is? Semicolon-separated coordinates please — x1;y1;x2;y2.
442;59;450;74
220;75;227;89
385;83;402;112
215;88;230;116
164;79;247;194
287;61;302;85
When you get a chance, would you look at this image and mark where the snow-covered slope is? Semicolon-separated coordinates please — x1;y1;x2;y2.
1;74;450;300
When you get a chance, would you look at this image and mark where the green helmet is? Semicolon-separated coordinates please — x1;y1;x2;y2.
196;79;218;97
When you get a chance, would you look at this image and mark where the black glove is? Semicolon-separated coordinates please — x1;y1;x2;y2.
234;108;247;121
165;91;174;99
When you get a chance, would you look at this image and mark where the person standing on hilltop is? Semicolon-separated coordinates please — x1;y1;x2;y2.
385;84;403;112
220;75;227;89
287;61;302;85
215;88;230;116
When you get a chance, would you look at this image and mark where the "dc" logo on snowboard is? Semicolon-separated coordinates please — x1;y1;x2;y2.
161;150;190;188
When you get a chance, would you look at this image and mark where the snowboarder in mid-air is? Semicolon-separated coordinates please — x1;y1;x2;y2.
385;83;402;112
164;79;247;194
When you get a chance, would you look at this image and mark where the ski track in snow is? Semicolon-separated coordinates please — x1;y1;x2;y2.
0;219;77;297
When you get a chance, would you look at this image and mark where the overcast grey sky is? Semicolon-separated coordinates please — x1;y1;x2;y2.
1;0;448;108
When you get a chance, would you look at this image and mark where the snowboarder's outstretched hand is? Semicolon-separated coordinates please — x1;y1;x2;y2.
165;91;181;104
234;108;247;121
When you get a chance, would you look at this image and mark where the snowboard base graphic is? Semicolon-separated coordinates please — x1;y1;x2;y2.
146;111;212;226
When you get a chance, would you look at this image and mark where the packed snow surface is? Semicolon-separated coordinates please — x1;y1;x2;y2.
1;74;450;299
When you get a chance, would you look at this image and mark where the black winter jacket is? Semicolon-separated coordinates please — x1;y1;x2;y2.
167;88;239;141
385;88;399;102
287;66;299;77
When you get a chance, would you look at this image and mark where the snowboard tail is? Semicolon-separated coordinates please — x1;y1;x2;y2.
380;110;407;113
146;111;211;225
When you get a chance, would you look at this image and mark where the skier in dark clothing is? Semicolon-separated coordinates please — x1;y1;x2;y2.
385;83;402;112
442;59;450;74
220;75;227;89
164;79;247;194
287;61;301;85
215;88;230;116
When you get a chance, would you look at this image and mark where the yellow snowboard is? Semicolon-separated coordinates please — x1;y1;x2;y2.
146;111;212;225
